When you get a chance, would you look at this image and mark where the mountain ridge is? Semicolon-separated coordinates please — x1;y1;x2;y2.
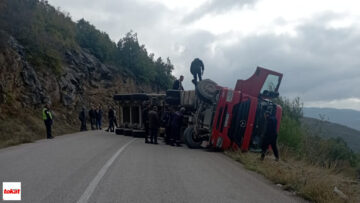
303;107;360;131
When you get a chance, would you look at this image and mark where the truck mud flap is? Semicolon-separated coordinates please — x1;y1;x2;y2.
227;99;251;147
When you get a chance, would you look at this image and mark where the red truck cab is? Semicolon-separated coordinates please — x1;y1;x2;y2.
210;67;283;151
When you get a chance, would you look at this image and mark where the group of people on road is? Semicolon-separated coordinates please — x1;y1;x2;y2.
142;102;185;146
79;105;103;131
79;105;119;132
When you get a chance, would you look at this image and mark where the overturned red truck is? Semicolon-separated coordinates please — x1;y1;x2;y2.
114;66;283;151
176;66;283;151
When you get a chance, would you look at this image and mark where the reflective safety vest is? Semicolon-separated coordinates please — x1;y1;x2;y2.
42;108;53;120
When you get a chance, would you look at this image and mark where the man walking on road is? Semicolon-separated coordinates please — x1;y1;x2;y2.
260;111;279;161
148;106;160;144
79;107;87;131
190;58;204;85
42;104;53;139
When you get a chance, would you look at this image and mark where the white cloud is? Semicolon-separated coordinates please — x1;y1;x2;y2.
149;0;207;10
47;0;360;110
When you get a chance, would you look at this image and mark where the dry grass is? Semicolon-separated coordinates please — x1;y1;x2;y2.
225;150;360;203
0;107;77;149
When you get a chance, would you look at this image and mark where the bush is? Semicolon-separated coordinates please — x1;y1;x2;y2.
276;97;360;171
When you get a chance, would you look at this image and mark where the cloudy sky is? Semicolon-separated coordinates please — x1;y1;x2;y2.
48;0;360;110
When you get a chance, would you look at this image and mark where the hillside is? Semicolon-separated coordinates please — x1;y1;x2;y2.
0;0;175;147
301;117;360;153
304;107;360;131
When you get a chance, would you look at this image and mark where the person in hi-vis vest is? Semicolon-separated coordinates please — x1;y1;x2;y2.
42;104;54;139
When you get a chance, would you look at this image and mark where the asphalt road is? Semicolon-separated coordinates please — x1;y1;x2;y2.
0;131;303;203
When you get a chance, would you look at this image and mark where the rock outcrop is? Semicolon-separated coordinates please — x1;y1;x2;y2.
0;30;154;117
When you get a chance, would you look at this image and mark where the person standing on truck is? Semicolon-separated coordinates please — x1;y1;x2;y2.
148;106;160;144
260;111;279;161
170;107;185;146
172;75;184;90
79;107;87;131
42;104;54;139
190;58;204;85
96;105;103;130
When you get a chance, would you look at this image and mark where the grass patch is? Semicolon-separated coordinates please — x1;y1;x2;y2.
225;150;360;203
0;107;77;149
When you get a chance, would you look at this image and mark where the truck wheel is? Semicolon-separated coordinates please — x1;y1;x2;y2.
115;128;124;135
184;126;202;149
196;79;218;103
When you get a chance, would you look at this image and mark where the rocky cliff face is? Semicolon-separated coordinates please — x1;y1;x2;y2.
0;31;154;131
0;34;47;107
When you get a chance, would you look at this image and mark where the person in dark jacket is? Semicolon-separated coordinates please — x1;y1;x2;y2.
113;109;118;128
170;107;185;146
107;106;115;132
96;105;103;130
161;105;172;144
148;106;160;144
260;111;279;161
42;104;54;139
172;75;184;90
89;107;96;130
190;58;204;85
79;107;87;131
142;102;150;143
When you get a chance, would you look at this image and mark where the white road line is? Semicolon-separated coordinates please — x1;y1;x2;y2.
77;138;137;203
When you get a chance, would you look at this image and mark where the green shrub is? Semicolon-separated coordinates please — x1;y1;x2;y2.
276;97;360;170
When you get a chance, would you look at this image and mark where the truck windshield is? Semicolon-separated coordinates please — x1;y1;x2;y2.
260;74;280;94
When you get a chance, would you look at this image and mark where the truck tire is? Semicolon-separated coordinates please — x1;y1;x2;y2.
124;128;132;136
132;129;145;138
115;128;124;135
196;79;218;103
184;126;202;149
